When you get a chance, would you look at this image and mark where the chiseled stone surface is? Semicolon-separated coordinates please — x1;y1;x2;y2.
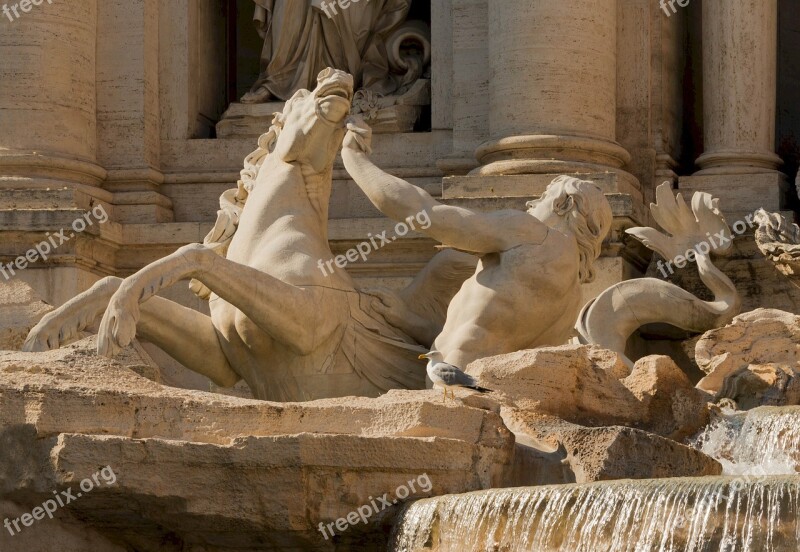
504;411;721;485
467;345;711;439
0;280;53;351
696;308;800;408
0;500;126;552
0;337;514;551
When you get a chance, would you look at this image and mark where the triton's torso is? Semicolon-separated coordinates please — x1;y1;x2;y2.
434;231;582;368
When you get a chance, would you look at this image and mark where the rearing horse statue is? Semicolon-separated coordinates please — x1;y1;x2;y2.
23;69;473;402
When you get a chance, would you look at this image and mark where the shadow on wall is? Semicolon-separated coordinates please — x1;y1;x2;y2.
778;0;800;196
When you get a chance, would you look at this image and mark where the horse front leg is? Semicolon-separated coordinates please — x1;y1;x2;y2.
24;276;123;352
97;244;340;358
23;273;240;387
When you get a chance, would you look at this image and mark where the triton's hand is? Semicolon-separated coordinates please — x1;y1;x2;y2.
367;287;439;346
344;116;373;154
368;288;410;328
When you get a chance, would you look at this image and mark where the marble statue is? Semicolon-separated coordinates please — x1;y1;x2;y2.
754;208;800;273
22;69;473;402
576;183;742;367
342;118;614;369
242;0;415;103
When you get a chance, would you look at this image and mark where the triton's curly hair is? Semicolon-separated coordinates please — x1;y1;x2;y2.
547;175;613;283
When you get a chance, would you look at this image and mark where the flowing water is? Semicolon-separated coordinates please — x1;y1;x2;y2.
390;407;800;552
691;407;800;476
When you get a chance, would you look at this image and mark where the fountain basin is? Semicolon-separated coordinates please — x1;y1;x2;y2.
391;476;800;552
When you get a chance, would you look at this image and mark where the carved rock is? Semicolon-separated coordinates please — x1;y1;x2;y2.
577;183;740;365
467;345;711;439
696;308;800;409
0;280;52;350
754;208;800;274
505;411;721;484
0;340;513;550
24;70;449;402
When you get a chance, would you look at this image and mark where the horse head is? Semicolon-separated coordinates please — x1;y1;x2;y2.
271;68;355;175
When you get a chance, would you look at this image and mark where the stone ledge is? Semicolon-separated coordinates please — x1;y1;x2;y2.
679;172;790;215
0;337;514;549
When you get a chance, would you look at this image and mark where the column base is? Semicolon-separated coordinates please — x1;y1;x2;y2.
472;133;632;171
0;151;106;188
695;151;783;175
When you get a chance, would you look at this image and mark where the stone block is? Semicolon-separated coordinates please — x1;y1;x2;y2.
503;411;721;484
0;338;514;549
679;173;789;216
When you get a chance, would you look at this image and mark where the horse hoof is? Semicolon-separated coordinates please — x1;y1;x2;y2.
97;296;139;357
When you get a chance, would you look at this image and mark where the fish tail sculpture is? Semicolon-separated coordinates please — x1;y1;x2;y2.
576;182;741;367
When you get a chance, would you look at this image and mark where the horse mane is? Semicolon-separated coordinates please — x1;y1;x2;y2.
188;88;336;300
188;115;283;300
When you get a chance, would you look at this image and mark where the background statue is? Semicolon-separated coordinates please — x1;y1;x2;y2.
754;208;800;273
242;0;413;103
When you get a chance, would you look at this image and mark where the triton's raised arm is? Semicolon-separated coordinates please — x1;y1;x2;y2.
341;118;547;254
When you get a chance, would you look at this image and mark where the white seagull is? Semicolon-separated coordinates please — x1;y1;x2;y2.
419;351;491;402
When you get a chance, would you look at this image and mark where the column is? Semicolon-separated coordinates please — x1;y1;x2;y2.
96;0;173;223
0;0;112;302
473;0;636;195
696;0;781;175
437;0;491;176
0;0;104;187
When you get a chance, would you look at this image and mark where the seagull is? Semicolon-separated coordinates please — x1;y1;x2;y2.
419;351;491;402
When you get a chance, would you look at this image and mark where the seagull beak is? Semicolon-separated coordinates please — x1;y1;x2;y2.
418;354;428;360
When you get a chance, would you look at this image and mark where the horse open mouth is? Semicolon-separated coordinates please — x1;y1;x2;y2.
317;83;353;103
316;84;353;123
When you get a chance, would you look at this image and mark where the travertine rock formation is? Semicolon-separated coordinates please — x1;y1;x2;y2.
504;411;721;484
623;355;713;440
696;308;800;409
4;284;742;552
0;334;727;550
467;345;711;439
0;337;513;551
0;280;53;351
0;500;125;552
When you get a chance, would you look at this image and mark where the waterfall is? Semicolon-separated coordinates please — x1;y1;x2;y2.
390;477;800;552
391;406;800;551
691;407;800;475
